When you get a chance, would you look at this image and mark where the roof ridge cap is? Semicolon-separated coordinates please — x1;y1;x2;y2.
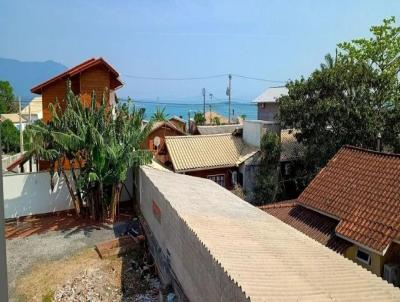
342;145;400;158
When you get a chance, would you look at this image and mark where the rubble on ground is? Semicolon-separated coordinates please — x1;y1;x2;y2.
54;255;160;302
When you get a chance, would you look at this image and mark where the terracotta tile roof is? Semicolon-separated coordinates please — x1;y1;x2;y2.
141;166;400;301
31;57;123;93
197;124;242;135
280;129;305;161
165;134;259;172
204;111;228;124
259;200;352;254
298;145;400;254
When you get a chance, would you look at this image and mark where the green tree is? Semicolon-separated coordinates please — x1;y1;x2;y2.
279;17;400;174
0;81;17;113
26;82;153;221
152;107;169;121
212;116;221;125
1;119;19;153
253;132;281;205
194;112;206;125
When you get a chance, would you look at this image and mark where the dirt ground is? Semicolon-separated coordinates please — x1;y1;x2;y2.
13;247;159;302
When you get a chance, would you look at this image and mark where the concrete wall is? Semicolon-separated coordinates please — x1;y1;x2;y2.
3;171;74;219
139;168;248;302
243;120;281;147
257;102;279;122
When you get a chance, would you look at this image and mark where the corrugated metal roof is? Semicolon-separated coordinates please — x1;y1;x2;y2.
281;129;305;161
165;134;258;172
253;86;288;103
197;124;242;135
142;166;400;301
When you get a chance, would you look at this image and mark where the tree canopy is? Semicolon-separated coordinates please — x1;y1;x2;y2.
0;81;17;114
1;119;19;153
279;17;400;173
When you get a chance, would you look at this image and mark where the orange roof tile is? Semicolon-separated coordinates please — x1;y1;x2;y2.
298;145;400;254
260;200;351;254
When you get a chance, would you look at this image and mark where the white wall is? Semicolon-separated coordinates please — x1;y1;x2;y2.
243;120;281;147
3;171;73;219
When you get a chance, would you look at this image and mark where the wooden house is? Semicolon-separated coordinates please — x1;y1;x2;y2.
31;57;123;123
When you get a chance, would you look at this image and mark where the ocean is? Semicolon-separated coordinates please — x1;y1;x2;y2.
130;101;257;121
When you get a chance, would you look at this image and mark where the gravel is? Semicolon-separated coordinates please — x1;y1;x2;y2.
6;221;129;300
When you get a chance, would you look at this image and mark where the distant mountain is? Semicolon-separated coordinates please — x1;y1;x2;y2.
0;57;67;98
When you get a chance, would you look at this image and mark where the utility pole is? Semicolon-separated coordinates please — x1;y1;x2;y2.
28;104;33;172
188;111;191;134
18;97;23;153
209;93;213;124
0;121;9;302
226;74;232;124
202;88;206;120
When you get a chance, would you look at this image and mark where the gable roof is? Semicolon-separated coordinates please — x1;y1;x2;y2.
148;121;186;136
253;86;288;103
298;145;400;254
169;115;186;124
165;133;259;172
31;57;123;94
141;166;400;301
260;200;351;254
197;124;242;135
281;129;305;161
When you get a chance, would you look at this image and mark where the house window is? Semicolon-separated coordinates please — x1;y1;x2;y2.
207;174;225;187
356;248;372;266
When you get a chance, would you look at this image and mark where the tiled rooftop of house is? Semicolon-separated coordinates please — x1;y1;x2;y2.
141;166;400;301
298;145;400;254
165;133;258;172
259;200;352;254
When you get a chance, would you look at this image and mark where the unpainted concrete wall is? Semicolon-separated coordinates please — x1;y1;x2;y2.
139;168;249;302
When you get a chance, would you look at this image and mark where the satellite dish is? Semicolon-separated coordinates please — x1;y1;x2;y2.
154;136;161;147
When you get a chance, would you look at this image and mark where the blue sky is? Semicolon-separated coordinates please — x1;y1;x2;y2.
0;0;398;101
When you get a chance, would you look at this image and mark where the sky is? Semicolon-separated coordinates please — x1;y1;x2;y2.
0;0;399;102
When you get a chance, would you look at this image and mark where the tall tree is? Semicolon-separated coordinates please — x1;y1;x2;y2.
279;17;400;174
0;81;17;113
253;132;281;205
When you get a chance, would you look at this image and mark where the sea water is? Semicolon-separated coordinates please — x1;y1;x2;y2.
129;101;257;121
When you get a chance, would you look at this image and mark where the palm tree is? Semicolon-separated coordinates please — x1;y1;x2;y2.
25;81;153;221
152;107;169;121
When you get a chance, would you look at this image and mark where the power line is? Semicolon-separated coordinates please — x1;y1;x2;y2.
122;73;227;81
231;74;285;83
121;72;285;83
